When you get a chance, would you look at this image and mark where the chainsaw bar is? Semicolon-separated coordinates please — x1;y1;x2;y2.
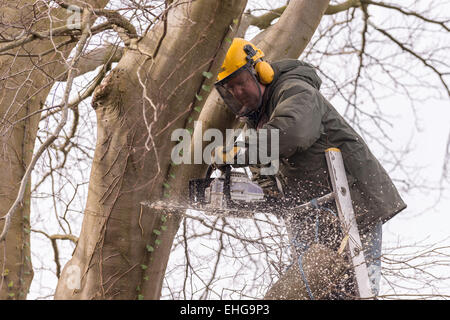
141;192;335;219
140;200;266;218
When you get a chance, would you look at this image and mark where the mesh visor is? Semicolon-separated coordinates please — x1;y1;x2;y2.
216;84;248;117
215;66;256;117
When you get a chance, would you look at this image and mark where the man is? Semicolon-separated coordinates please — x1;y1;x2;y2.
213;38;407;298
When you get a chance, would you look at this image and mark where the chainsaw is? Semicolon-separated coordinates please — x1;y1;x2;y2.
189;164;265;208
142;164;334;218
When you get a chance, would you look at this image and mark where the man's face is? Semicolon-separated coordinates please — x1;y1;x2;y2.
221;68;265;117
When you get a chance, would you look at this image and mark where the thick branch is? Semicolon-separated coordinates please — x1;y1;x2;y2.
253;0;331;60
31;229;78;245
249;1;363;30
0;25;78;54
31;229;78;279
55;1;138;35
1;3;135;55
326;0;362;15
0;22;112;54
249;0;449;32
58;44;123;81
249;6;287;30
94;9;139;39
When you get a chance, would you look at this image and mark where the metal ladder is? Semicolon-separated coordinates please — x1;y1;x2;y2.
281;147;373;298
323;147;373;299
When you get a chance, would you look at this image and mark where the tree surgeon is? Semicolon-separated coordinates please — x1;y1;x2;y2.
213;38;407;298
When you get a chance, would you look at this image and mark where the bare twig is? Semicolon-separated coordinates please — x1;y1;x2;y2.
369;21;450;97
362;0;450;32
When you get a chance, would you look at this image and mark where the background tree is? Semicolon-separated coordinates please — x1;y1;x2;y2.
0;0;111;299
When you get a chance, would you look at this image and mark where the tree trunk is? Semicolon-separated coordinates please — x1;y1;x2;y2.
0;0;108;300
55;0;330;300
55;0;248;300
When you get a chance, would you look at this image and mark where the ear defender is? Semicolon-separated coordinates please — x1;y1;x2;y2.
243;44;274;85
255;60;274;84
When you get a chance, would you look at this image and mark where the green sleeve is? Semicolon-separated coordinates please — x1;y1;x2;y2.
262;81;323;158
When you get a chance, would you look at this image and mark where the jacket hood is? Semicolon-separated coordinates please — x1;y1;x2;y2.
270;59;322;90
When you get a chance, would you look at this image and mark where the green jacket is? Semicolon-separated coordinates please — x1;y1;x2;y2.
246;59;406;230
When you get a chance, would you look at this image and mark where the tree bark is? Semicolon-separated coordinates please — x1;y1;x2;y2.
55;0;330;300
54;0;248;300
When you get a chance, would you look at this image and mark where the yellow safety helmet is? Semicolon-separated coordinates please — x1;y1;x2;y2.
217;38;274;85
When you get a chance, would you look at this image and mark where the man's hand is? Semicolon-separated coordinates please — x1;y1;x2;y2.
211;145;242;168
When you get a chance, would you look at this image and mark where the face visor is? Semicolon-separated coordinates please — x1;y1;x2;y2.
215;64;263;118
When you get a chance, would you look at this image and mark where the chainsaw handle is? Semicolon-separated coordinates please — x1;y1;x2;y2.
205;165;214;178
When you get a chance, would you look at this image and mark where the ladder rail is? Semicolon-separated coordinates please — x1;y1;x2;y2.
325;148;373;299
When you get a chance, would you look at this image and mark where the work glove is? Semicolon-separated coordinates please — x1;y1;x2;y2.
210;145;245;169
